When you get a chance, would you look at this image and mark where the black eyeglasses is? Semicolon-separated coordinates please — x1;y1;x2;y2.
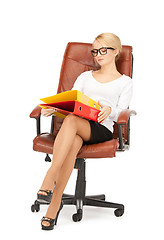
91;47;115;57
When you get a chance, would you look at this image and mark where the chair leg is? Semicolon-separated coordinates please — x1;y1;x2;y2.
62;193;75;205
85;197;124;210
62;197;74;205
62;193;74;198
85;194;105;200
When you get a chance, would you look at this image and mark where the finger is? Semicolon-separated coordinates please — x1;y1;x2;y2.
49;107;56;111
98;115;105;123
46;113;53;117
46;108;56;113
98;106;106;116
98;110;105;117
43;111;54;117
98;101;105;108
43;113;49;117
98;107;111;119
44;112;51;116
98;113;108;122
98;111;106;119
43;111;50;116
46;108;54;112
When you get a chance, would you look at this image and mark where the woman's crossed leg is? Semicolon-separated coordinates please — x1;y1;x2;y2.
39;114;91;226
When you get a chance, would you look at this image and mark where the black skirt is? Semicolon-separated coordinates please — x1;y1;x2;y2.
83;120;113;145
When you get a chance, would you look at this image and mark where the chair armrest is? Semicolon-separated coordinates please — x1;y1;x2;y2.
117;109;137;125
29;106;42;135
30;106;56;135
30;105;42;119
116;109;137;151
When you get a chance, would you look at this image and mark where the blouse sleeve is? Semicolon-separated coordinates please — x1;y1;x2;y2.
71;73;85;92
109;79;133;122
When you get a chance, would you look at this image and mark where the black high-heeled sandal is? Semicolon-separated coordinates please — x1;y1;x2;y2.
41;202;63;230
37;190;53;203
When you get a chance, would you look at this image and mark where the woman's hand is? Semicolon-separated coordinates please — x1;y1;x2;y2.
97;101;111;123
41;108;56;117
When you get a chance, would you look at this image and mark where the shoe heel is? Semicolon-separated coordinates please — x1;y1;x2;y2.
54;202;63;225
54;211;60;225
41;201;63;230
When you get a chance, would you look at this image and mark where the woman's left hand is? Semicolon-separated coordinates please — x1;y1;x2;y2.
97;101;111;123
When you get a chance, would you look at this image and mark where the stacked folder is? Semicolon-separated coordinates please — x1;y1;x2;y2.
39;90;101;122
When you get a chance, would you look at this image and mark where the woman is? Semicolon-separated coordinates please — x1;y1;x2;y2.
39;33;133;230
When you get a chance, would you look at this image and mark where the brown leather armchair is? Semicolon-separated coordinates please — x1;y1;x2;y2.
30;42;136;221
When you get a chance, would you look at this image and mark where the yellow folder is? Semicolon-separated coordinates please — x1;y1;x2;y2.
40;90;100;110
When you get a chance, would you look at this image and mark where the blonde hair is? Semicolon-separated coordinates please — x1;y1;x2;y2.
95;33;122;60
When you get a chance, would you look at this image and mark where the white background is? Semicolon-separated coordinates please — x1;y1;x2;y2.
0;0;164;239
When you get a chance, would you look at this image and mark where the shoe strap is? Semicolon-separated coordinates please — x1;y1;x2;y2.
39;189;52;194
41;216;54;224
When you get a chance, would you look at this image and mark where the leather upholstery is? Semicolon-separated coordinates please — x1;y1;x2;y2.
33;132;118;158
117;109;136;124
31;42;133;158
30;105;41;118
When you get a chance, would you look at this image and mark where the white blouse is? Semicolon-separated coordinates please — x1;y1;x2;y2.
72;70;133;132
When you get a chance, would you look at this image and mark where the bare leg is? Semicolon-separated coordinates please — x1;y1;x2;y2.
39;114;91;196
42;135;83;226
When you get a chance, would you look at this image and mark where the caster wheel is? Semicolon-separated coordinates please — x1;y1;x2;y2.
31;204;35;212
102;196;106;201
114;208;124;217
35;204;40;212
31;202;40;212
45;154;51;162
72;209;82;222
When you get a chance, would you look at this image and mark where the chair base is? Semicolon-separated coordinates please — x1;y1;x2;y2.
62;193;124;221
31;193;124;221
31;158;124;221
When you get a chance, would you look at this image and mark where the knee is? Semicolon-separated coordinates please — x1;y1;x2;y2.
63;114;79;127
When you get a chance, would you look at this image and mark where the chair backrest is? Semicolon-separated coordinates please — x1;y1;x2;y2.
53;42;133;139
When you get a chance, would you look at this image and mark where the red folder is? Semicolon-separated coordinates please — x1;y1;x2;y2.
40;100;100;122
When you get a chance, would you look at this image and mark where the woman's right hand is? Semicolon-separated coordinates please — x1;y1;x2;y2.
41;108;56;117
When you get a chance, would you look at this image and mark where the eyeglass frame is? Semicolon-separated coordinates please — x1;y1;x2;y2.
90;47;115;57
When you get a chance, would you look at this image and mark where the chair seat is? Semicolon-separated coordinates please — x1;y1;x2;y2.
33;133;118;158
